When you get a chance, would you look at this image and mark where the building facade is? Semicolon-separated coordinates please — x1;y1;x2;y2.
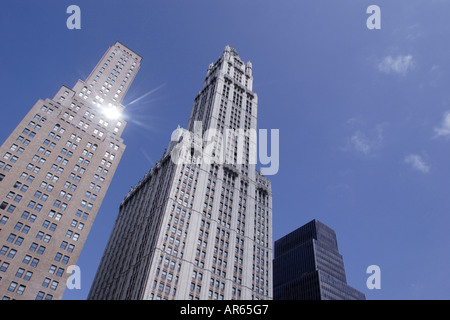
88;46;273;300
0;42;141;299
273;219;366;300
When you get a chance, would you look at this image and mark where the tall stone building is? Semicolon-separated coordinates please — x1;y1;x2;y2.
273;219;366;300
0;42;141;299
88;46;273;300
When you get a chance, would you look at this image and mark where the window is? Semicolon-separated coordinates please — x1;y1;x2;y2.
36;291;45;300
37;246;46;255
15;268;25;278
43;234;52;243
30;258;39;267
54;252;62;262
49;265;57;274
36;231;44;240
29;242;38;252
0;246;8;256
8;282;18;292
24;271;33;281
50;280;59;290
0;261;9;273
8;249;16;259
22;255;31;264
7;233;16;243
62;255;70;264
60;241;68;250
42;277;51;288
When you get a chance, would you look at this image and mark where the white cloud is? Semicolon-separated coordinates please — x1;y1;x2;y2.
378;55;415;75
433;111;450;138
404;154;430;173
349;131;373;155
345;123;386;156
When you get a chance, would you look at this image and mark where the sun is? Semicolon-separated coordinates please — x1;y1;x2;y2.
101;104;122;120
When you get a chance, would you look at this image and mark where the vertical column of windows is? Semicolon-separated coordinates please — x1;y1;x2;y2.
252;184;271;299
151;254;181;300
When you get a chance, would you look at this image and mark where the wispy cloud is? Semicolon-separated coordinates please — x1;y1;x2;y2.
349;131;374;155
404;154;430;173
378;55;415;75
344;122;386;156
433;111;450;138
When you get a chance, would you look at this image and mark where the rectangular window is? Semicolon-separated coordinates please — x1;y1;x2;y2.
30;258;39;268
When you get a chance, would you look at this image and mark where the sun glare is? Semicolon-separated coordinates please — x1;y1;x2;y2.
101;105;122;120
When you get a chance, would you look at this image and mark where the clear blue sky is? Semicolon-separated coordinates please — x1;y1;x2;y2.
1;1;449;300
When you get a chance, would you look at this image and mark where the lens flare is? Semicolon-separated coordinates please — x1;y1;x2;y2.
102;106;122;119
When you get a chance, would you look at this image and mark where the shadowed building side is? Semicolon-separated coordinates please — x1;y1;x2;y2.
273;219;366;300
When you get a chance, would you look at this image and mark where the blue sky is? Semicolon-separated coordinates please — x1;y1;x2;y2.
1;1;450;300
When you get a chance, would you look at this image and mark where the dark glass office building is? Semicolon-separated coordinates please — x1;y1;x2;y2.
273;219;366;300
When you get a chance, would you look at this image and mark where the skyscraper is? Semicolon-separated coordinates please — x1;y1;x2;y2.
273;219;366;300
88;46;273;300
0;42;141;300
